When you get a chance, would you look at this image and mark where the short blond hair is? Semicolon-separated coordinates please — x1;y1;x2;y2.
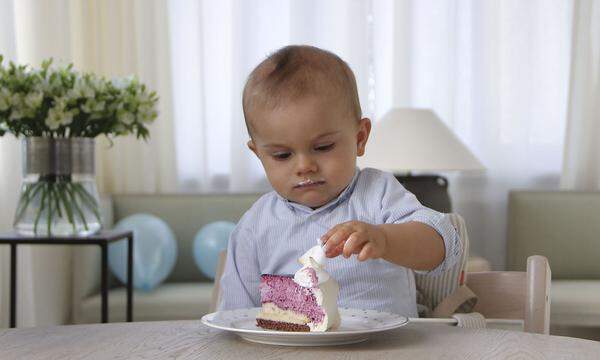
242;45;362;135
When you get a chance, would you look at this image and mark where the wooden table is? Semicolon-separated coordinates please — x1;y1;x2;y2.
1;320;598;359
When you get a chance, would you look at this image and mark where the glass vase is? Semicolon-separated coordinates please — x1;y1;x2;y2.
13;137;102;236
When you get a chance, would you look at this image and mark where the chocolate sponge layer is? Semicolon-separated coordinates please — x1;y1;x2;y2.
256;318;310;332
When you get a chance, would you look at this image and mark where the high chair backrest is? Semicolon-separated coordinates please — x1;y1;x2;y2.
466;255;551;334
414;213;475;315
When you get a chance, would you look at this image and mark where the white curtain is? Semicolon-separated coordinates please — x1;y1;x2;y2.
169;0;573;268
406;0;573;268
561;0;600;190
1;0;593;328
0;0;73;328
0;0;176;327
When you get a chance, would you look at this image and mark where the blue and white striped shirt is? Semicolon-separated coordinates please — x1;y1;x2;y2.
218;168;461;317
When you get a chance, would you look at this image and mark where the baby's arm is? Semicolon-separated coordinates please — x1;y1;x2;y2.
321;221;444;271
217;225;261;310
322;170;460;273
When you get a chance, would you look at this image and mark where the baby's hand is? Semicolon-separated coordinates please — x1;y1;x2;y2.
320;221;387;261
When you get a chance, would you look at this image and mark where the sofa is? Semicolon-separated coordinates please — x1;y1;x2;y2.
507;191;600;340
71;193;262;323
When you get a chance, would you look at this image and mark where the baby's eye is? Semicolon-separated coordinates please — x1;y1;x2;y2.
272;152;292;160
315;143;335;152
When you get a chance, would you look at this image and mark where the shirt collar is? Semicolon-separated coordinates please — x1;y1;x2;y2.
277;167;361;214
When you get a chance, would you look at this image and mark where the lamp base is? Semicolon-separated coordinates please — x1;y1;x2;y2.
394;174;452;213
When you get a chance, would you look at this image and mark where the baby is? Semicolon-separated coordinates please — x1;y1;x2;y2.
218;45;461;317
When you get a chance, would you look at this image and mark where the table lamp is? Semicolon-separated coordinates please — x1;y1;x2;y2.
358;108;485;212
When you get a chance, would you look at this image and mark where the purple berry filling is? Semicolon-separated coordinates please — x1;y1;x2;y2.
259;274;325;323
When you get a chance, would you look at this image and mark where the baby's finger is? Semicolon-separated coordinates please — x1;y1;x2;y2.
357;242;375;261
342;232;368;258
324;227;353;256
326;242;345;258
320;223;345;245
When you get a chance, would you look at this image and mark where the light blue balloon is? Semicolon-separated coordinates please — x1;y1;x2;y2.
109;214;177;292
193;221;236;279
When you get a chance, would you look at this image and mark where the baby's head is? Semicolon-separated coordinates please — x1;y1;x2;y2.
244;45;371;208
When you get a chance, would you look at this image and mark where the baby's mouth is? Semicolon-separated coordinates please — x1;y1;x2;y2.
294;179;326;189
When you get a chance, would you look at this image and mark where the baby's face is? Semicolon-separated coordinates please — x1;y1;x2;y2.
248;96;370;208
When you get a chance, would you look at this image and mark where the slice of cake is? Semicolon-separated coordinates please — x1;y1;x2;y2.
256;242;340;332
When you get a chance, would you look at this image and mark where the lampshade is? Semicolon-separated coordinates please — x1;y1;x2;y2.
358;108;485;172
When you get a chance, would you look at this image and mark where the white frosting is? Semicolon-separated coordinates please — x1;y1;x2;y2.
299;239;328;266
294;239;330;286
287;238;341;331
307;280;341;331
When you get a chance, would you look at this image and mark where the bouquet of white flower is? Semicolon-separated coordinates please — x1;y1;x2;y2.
0;55;159;236
0;55;158;139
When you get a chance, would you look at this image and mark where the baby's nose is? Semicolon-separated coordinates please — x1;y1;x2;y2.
296;155;318;174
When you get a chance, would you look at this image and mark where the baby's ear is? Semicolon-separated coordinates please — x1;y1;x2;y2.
356;118;371;156
247;140;258;155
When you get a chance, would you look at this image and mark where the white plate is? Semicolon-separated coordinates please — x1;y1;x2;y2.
200;307;409;346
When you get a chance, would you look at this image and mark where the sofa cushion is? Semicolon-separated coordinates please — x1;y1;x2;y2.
78;282;214;323
507;191;600;279
111;194;262;283
551;280;600;327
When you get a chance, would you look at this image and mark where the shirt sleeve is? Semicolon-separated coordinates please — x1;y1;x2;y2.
378;171;462;275
217;222;261;310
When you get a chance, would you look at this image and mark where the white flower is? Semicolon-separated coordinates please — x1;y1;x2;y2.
45;106;75;130
13;67;27;82
49;75;63;91
136;91;151;103
10;93;23;107
7;94;25;119
111;78;128;90
34;77;52;93
53;97;68;110
93;100;105;112
89;77;106;93
81;99;92;113
117;109;135;125
24;92;44;109
81;99;106;114
0;57;157;138
9;109;24;120
72;78;95;99
82;84;95;98
137;104;157;123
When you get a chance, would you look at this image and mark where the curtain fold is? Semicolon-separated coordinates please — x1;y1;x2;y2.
561;0;600;190
71;0;177;194
0;0;17;329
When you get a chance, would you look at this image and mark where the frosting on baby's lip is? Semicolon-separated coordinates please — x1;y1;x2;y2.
294;178;326;188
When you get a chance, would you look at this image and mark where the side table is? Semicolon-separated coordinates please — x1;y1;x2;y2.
0;230;133;328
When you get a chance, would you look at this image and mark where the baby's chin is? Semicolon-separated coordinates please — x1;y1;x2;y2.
288;193;337;209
